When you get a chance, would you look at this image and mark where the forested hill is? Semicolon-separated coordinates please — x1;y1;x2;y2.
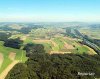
6;43;100;79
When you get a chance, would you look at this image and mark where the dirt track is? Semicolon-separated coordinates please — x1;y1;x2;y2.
50;51;71;54
0;60;19;79
63;37;77;41
0;53;3;68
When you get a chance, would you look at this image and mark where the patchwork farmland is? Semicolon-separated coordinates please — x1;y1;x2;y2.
0;41;27;79
32;36;97;55
0;23;99;79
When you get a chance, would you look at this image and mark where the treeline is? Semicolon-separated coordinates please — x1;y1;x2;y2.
81;39;100;55
71;29;100;55
0;25;43;34
65;28;84;38
0;31;23;49
74;29;83;38
83;35;100;47
4;37;23;49
6;43;100;79
18;25;42;34
80;35;100;55
0;25;15;31
65;27;76;38
0;32;11;41
90;24;100;29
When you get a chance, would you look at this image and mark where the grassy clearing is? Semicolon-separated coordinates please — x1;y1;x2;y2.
24;37;33;44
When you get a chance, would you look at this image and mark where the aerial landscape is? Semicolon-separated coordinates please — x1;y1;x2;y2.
0;0;100;79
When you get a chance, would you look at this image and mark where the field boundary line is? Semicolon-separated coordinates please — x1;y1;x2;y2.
0;60;19;79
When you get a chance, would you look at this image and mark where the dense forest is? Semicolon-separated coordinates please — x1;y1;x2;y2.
6;43;100;79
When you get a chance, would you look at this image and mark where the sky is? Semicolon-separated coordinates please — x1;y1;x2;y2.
0;0;100;22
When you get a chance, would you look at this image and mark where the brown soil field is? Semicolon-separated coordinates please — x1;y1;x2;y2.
50;40;58;47
63;41;75;49
9;52;16;61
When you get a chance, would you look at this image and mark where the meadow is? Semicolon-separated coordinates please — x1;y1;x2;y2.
0;41;27;74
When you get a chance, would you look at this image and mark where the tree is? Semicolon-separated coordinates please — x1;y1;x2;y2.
5;63;28;79
4;37;23;49
0;32;11;41
23;43;45;56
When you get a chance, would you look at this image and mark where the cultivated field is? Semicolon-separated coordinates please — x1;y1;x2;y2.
79;28;100;39
31;36;97;55
0;23;99;79
0;41;27;78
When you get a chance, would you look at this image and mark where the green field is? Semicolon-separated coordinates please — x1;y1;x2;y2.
31;36;96;55
0;41;27;74
79;28;100;39
8;26;98;55
0;23;99;79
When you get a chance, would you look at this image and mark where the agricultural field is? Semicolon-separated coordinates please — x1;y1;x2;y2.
30;35;97;55
79;28;100;39
0;41;27;79
0;23;99;79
